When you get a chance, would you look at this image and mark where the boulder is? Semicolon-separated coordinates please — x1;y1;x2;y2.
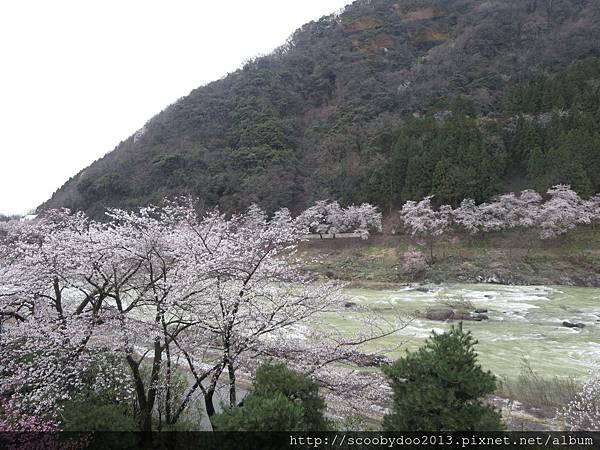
423;308;489;322
475;308;488;314
425;308;455;321
344;302;357;308
455;311;489;321
453;311;473;321
562;321;585;329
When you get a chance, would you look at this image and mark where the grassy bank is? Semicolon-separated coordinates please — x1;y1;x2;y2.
299;228;600;288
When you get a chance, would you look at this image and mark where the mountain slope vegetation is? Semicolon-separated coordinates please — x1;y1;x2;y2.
41;0;600;217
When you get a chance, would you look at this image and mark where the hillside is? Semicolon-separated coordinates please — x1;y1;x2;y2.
40;0;600;217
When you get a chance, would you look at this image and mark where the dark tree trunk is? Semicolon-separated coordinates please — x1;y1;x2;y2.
227;361;236;408
204;390;216;418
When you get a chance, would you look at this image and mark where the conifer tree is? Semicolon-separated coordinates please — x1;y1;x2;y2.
383;324;503;431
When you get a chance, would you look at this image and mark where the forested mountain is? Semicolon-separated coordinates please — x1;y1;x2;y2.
40;0;600;217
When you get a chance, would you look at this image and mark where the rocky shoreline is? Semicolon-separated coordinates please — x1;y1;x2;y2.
450;272;600;288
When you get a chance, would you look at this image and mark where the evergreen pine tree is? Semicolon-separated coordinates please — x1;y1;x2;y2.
383;324;503;431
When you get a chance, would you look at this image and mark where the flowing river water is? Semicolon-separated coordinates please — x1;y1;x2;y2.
317;284;599;380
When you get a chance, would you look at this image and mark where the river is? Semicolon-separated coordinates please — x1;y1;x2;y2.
316;284;599;380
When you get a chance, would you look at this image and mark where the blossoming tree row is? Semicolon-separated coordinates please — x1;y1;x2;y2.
400;185;600;259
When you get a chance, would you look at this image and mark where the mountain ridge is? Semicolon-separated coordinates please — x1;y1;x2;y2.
40;0;600;217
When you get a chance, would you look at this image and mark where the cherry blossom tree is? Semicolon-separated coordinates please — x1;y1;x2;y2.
343;203;383;239
455;190;543;249
162;202;398;425
538;185;591;239
562;373;600;431
158;203;345;423
453;199;485;235
400;249;428;274
1;200;400;432
515;190;543;229
297;200;382;239
483;190;543;232
400;196;452;261
296;200;341;237
0;211;133;421
587;194;600;229
405;187;595;252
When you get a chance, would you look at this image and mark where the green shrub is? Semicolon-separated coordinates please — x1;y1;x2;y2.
60;399;137;431
212;392;306;431
212;362;331;431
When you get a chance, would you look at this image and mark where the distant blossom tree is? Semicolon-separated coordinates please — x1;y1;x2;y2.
514;190;543;229
297;200;382;239
343;203;383;239
453;199;485;235
586;194;600;229
400;196;452;261
403;186;596;252
454;190;543;249
297;200;344;237
538;185;590;239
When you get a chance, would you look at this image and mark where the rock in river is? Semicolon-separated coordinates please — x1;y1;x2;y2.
423;308;489;322
425;308;455;321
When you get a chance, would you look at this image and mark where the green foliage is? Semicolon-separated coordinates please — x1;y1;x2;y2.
60;398;140;449
60;398;137;431
383;324;503;431
502;59;600;115
77;173;129;202
504;59;600;194
212;392;306;432
212;362;331;431
386;114;501;205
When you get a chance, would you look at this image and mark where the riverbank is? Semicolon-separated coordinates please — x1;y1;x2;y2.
299;228;600;288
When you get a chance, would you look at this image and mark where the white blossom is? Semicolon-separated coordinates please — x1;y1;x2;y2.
563;373;600;431
539;185;590;239
297;200;382;238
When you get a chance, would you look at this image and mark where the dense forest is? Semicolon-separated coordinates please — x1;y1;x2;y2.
40;0;600;217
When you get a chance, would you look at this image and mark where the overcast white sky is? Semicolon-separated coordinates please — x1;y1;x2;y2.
0;1;353;215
